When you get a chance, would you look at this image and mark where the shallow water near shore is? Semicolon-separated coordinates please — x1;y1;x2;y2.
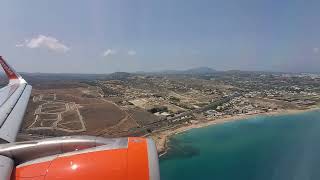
160;110;320;180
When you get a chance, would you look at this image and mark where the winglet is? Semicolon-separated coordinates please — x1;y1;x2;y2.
0;56;20;80
0;56;25;84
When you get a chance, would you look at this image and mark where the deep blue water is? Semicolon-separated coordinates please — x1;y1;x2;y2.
160;110;320;180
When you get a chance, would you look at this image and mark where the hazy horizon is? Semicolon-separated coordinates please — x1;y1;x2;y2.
1;0;320;73
15;66;320;75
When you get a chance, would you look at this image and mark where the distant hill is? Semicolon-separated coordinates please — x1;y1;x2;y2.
184;67;217;74
106;72;132;80
158;67;217;75
22;72;136;83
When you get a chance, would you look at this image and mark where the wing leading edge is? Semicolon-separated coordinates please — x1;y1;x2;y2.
0;56;32;143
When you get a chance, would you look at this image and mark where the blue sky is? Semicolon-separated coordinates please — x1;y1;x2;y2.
0;0;319;73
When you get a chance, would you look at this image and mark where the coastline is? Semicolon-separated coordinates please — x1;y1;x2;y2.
149;107;320;157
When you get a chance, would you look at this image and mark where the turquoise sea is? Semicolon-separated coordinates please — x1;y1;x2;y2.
160;110;320;180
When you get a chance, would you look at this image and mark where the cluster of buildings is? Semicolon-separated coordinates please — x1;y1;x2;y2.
90;71;320;133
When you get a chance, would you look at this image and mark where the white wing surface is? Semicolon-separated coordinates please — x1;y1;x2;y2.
0;56;32;143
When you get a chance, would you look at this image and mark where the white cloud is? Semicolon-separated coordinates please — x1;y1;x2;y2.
102;49;117;56
15;44;24;47
16;35;70;53
313;47;319;54
128;50;136;56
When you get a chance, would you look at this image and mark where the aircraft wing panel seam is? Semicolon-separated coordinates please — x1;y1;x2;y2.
0;84;27;128
0;85;32;143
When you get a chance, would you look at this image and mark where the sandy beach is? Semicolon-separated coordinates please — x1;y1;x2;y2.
149;107;320;156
